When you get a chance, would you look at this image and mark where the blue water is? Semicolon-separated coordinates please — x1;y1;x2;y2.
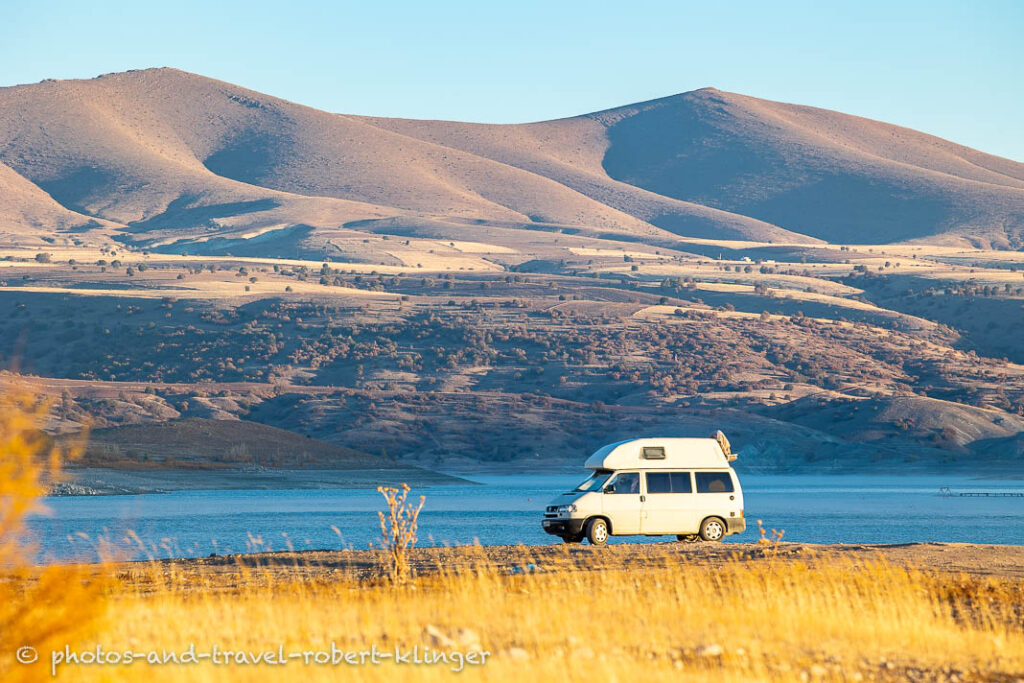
25;473;1024;563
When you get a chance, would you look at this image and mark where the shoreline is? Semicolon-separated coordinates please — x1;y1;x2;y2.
111;541;1024;582
52;466;474;496
49;464;1024;496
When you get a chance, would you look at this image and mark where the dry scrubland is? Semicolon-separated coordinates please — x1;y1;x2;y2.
2;235;1024;474
3;391;1024;683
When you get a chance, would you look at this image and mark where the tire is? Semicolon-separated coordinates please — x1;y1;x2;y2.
561;534;584;544
585;518;609;546
676;534;699;543
699;517;726;542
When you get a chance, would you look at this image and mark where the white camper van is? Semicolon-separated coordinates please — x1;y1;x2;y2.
541;434;745;545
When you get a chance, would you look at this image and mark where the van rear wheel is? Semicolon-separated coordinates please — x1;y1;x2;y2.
585;518;609;546
699;517;726;542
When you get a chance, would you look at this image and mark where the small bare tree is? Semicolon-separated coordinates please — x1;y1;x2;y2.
756;519;786;569
376;484;425;583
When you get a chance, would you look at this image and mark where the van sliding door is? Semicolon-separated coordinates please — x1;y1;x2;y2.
640;471;699;534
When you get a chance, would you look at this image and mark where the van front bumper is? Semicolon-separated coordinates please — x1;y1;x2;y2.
727;517;747;535
541;518;586;537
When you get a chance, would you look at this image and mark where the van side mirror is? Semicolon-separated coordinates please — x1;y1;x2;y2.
603;484;615;494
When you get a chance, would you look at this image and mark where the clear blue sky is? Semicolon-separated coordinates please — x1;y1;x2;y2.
3;0;1022;161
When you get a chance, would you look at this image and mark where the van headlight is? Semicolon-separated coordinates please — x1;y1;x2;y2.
556;504;577;514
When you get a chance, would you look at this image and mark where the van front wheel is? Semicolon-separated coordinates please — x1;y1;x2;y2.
699;517;726;542
585;518;609;546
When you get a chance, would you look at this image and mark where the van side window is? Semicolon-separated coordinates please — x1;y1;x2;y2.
695;472;734;493
606;472;640;494
670;472;692;493
645;472;692;494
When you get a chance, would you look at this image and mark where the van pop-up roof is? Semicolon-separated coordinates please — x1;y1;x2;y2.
584;435;736;471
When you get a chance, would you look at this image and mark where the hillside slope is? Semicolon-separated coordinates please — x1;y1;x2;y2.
594;89;1024;246
0;160;114;240
1;69;1023;254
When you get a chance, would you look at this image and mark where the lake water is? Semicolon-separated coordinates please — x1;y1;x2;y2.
27;473;1024;563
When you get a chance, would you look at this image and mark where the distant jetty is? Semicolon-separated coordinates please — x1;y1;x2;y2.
939;487;1024;498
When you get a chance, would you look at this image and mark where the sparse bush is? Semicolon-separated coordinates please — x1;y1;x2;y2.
376;484;425;583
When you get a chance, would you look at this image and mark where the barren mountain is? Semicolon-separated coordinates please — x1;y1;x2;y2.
2;68;1022;256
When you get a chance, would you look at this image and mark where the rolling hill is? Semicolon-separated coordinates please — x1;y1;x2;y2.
1;68;1022;256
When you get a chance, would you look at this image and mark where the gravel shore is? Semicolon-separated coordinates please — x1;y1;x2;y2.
122;540;1024;584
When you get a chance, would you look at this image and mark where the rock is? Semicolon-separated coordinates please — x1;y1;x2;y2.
503;647;530;662
454;627;481;649
810;664;828;678
48;482;100;496
695;643;723;658
423;624;455;649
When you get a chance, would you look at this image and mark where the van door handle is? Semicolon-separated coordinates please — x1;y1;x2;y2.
640;495;645;502
730;495;735;501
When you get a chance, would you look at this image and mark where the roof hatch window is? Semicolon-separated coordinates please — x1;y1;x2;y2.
641;446;666;460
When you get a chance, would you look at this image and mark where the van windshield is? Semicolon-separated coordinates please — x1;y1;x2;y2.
571;471;612;493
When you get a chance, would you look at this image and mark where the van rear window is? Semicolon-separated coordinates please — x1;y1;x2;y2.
645;472;692;494
695;472;734;493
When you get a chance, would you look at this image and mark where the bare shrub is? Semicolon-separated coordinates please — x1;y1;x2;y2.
376;484;425;583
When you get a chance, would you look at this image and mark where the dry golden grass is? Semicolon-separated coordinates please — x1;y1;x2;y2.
56;548;1021;682
0;387;109;682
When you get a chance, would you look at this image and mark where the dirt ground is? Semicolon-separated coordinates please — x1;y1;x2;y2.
119;541;1024;589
